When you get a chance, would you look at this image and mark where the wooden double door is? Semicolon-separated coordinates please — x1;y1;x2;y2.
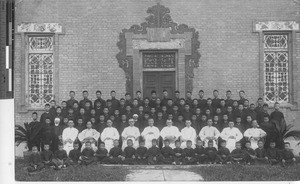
143;71;176;99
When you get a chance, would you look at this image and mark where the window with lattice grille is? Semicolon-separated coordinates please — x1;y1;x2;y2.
263;33;289;103
28;36;54;107
143;52;176;68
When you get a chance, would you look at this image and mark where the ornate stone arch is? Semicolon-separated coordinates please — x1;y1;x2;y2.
116;3;200;96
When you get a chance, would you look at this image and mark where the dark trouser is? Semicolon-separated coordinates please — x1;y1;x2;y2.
136;158;148;165
182;157;197;165
123;158;136;165
95;156;108;163
68;160;80;165
52;158;71;167
43;161;55;167
27;163;44;172
173;157;183;165
269;158;280;165
51;136;60;153
229;154;246;164
158;137;163;150
205;153;217;163
195;155;207;164
147;156;158;165
119;137;123;149
244;155;255;164
157;155;173;164
79;156;96;165
216;155;229;164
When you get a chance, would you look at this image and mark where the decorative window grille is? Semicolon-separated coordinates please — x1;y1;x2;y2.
263;34;289;103
28;36;54;107
143;53;175;68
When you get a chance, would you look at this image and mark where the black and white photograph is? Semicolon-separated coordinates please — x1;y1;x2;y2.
0;0;300;182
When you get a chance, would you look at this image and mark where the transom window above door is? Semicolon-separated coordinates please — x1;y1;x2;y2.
143;52;176;68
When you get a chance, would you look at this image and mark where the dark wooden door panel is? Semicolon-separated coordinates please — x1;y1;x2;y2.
159;72;175;99
143;71;175;99
143;72;159;98
160;72;174;83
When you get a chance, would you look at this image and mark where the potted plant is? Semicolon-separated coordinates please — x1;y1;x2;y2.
15;122;43;159
270;119;300;152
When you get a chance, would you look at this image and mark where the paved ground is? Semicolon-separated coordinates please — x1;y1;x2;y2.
103;165;207;181
125;169;204;181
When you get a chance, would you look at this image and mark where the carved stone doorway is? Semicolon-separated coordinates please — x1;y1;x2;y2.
116;3;201;97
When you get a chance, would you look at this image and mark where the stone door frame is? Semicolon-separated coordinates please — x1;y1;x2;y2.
116;3;201;97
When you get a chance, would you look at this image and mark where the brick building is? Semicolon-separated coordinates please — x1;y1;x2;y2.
10;0;300;127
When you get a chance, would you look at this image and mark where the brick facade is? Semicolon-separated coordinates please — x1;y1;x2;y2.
14;0;300;128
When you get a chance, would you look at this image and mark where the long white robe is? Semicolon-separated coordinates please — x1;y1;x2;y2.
220;127;243;152
62;127;78;155
180;126;197;149
121;126;140;150
244;127;267;150
160;126;181;149
199;125;220;149
141;126;160;149
100;127;120;152
78;128;100;151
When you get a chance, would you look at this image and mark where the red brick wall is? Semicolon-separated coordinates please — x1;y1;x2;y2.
14;0;300;127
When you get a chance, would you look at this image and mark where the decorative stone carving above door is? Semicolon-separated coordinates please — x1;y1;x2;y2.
116;3;201;96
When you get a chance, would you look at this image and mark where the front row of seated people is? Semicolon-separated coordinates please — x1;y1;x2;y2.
27;136;296;173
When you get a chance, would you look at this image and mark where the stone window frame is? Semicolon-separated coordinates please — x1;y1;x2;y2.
26;34;55;108
16;23;64;112
253;21;299;109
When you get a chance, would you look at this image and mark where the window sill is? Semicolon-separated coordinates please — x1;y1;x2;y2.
265;102;298;110
17;105;45;113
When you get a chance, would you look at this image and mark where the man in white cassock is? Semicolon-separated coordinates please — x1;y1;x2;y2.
199;118;220;149
121;118;140;150
220;121;243;152
141;118;160;149
180;120;197;149
160;119;181;149
244;120;267;150
78;121;100;151
62;119;78;155
100;120;120;152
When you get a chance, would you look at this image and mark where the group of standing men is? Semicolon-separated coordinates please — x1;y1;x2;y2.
28;89;286;154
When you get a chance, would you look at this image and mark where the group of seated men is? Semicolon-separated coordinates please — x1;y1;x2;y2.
26;89;297;172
